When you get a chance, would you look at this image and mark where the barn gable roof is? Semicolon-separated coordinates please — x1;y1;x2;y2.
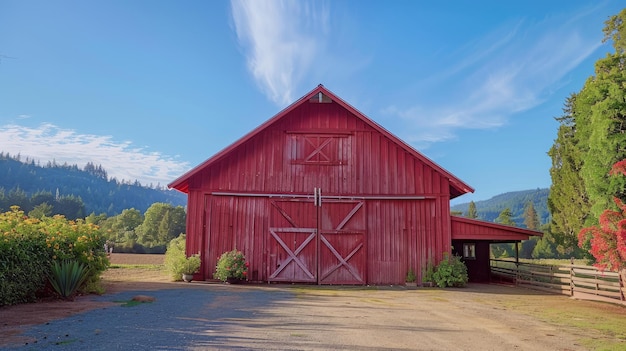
451;216;542;241
169;85;474;197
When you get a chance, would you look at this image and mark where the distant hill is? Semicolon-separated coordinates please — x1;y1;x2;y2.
451;188;550;227
0;153;186;216
0;151;548;224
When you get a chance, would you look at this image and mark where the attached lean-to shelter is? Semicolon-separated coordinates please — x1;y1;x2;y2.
169;85;540;285
450;216;542;282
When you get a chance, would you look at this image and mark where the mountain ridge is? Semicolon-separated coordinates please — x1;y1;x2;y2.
451;188;549;227
0;153;186;216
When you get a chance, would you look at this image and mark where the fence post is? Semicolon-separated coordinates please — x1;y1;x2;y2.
515;260;520;286
618;268;626;301
569;257;575;297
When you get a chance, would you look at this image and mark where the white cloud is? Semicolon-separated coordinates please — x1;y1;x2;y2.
385;9;604;146
230;0;330;106
0;123;189;187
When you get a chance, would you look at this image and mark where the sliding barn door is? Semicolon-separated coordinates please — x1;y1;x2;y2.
318;200;366;284
267;194;366;285
268;199;318;283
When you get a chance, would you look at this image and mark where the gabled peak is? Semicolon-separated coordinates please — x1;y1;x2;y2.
309;91;332;103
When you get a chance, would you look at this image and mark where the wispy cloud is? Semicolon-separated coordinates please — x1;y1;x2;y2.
384;8;603;148
230;0;330;106
0;123;189;187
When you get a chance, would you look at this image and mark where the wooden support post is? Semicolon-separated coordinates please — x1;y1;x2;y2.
515;242;520;285
618;268;626;301
570;257;575;297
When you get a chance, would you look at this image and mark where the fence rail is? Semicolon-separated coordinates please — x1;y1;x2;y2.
490;259;626;306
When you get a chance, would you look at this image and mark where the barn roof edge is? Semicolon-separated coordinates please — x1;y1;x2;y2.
168;85;475;197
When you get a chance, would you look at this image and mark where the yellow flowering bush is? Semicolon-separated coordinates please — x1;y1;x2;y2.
0;206;109;306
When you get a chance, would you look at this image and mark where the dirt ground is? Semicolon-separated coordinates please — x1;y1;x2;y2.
0;253;169;347
1;253;625;350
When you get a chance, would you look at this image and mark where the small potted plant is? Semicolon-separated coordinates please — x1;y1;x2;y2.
405;268;417;288
215;249;248;283
422;259;435;287
181;254;201;282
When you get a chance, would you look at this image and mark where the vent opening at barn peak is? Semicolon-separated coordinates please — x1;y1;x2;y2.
169;85;541;285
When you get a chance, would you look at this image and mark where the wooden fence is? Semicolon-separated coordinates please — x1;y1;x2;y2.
490;259;626;306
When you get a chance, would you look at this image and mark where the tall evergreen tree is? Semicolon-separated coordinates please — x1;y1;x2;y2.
522;202;540;230
548;95;590;255
491;208;517;258
548;9;626;259
532;224;558;259
577;9;626;222
520;202;541;259
466;201;478;219
495;207;515;226
28;202;53;219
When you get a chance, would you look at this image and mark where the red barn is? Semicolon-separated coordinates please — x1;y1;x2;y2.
169;85;540;285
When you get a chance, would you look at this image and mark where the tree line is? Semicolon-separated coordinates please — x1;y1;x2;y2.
0;153;188;253
0;153;186;216
460;9;626;263
1;201;186;254
547;9;626;260
451;188;549;226
462;200;546;259
0;187;86;219
88;203;186;254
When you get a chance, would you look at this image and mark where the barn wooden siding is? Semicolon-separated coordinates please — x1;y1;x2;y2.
450;216;540;241
184;99;455;285
197;195;448;284
193;102;450;196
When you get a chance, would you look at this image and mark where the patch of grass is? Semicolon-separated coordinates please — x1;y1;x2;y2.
360;298;387;304
583;339;626;351
292;285;381;299
108;264;164;270
55;339;78;345
519;258;589;266
497;295;626;351
293;287;339;298
291;286;385;303
537;305;626;350
113;299;150;307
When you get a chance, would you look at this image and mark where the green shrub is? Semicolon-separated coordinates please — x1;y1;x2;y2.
182;254;201;275
48;260;89;299
405;268;416;282
40;212;109;294
422;259;435;283
0;206;108;306
432;253;468;288
215;249;248;281
164;234;190;281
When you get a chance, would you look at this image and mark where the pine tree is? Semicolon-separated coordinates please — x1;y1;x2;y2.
466;201;478;219
548;95;590;255
548;9;626;259
495;208;515;226
577;9;626;223
523;202;540;230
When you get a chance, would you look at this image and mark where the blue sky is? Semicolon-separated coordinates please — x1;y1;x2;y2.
0;1;622;204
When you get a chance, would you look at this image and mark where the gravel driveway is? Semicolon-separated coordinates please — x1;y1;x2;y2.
6;283;592;351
